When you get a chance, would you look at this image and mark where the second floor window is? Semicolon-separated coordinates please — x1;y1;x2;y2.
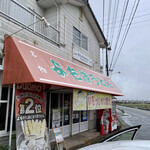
73;27;88;51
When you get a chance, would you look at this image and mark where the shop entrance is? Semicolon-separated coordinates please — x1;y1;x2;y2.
47;91;88;141
72;110;88;135
0;71;11;135
48;92;71;141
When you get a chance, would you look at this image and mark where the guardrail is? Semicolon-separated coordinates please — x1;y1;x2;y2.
0;0;59;44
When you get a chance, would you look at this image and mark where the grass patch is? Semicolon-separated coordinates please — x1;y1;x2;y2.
0;145;9;150
119;104;150;111
117;117;125;127
117;108;125;113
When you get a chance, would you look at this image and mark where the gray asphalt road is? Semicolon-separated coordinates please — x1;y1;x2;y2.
117;105;150;140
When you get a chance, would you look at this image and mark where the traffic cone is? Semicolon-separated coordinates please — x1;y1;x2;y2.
100;124;105;135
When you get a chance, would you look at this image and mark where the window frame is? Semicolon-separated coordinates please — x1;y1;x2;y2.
73;27;88;51
98;125;141;143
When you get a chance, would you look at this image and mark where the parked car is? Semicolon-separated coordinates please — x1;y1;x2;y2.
79;125;150;150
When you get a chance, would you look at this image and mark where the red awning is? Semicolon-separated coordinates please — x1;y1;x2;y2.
3;37;123;96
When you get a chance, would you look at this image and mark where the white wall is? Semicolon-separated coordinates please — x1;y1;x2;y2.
45;6;57;28
58;3;101;71
0;1;101;71
18;0;44;16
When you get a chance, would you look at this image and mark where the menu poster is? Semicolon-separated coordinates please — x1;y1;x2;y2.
15;83;47;150
52;128;64;143
52;109;60;128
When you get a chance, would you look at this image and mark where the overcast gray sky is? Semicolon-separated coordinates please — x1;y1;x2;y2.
89;0;150;100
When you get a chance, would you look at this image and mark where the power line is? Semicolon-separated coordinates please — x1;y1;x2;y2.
101;0;105;75
105;17;150;31
104;13;150;27
109;0;120;45
112;0;140;71
108;0;116;43
109;0;129;71
103;1;150;27
103;0;105;31
107;0;112;40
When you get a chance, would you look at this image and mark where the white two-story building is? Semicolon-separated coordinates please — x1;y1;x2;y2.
0;0;122;149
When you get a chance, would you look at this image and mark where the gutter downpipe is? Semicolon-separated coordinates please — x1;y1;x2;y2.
9;84;15;150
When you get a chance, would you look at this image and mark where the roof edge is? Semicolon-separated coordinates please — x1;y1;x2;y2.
86;3;108;48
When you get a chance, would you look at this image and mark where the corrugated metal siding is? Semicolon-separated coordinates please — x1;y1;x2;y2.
0;0;10;15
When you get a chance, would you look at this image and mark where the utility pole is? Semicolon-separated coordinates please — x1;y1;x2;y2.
106;47;109;77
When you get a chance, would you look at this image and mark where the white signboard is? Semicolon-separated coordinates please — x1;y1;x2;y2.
53;128;64;143
73;49;93;67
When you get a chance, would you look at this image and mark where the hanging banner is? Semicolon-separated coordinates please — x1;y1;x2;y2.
15;83;47;150
87;91;112;110
73;89;112;110
73;89;87;110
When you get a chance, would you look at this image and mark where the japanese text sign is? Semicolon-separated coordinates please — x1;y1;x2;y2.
3;37;123;96
15;83;47;150
73;89;112;110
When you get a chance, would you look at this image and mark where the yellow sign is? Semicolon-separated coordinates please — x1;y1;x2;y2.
73;89;87;110
73;89;112;110
87;92;112;110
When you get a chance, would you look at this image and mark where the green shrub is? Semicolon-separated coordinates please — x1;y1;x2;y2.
0;145;9;150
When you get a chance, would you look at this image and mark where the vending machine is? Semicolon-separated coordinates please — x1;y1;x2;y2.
99;100;117;135
100;109;110;135
110;100;117;132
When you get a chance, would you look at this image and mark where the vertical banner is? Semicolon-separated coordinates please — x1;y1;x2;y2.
15;83;47;150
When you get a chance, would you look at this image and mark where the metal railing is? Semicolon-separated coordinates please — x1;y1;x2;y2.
0;0;60;44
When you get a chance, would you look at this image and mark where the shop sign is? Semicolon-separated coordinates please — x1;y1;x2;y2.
87;92;112;110
3;38;122;97
50;59;114;90
52;128;67;150
15;83;47;150
52;109;60;128
52;128;64;143
73;49;93;67
73;89;112;110
73;89;87;110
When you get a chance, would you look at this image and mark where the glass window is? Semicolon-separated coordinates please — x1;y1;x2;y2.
0;103;7;130
73;111;80;124
7;88;16;131
73;27;81;46
0;57;3;66
108;130;136;141
50;93;62;129
60;94;63;127
81;34;88;51
73;27;88;51
73;27;80;37
64;94;70;126
73;36;80;46
1;87;8;100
